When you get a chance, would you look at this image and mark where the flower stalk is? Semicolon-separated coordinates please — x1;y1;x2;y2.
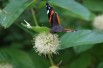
48;54;55;66
31;8;39;26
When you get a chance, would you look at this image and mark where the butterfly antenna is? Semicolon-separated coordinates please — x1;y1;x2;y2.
46;0;48;1
46;0;49;1
46;0;49;6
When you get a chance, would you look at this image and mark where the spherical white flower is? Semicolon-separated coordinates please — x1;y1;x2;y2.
0;62;13;68
93;15;103;30
33;32;59;55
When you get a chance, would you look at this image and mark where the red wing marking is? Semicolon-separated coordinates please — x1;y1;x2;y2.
64;29;76;32
49;10;54;23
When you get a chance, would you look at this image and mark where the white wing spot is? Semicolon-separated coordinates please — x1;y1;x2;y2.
49;7;50;9
47;10;49;14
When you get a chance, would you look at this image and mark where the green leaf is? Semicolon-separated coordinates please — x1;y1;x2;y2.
28;50;49;68
69;54;91;68
60;30;103;49
31;26;50;33
98;62;103;68
0;48;35;68
50;0;95;21
83;0;103;12
17;24;35;36
0;0;33;28
73;45;94;54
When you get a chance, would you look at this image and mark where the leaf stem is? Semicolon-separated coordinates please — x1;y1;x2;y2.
31;8;39;26
48;54;55;66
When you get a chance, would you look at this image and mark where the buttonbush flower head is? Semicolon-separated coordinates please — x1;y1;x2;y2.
0;62;13;68
93;15;103;30
33;32;59;55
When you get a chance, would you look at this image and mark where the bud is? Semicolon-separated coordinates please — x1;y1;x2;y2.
33;32;59;55
22;20;32;28
49;66;59;68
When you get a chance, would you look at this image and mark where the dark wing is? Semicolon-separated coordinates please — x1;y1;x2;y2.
63;29;77;32
46;2;76;33
51;12;60;27
46;2;61;27
46;2;53;23
51;13;76;32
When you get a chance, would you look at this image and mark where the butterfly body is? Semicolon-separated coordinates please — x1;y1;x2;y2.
46;2;76;33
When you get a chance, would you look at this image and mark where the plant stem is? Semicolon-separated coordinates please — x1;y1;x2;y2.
31;8;39;26
48;54;55;66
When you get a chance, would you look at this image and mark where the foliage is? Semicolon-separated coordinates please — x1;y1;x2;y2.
0;0;103;68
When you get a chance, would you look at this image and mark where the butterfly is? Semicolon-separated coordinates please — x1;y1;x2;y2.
46;2;76;33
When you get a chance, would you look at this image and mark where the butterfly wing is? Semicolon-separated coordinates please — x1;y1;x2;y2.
46;2;60;26
46;2;64;32
51;13;76;32
46;2;76;33
50;12;64;32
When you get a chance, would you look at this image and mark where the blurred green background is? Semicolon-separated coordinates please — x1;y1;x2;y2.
0;0;103;68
